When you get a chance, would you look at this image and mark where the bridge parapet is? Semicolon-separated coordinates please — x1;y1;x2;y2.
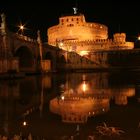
13;33;37;43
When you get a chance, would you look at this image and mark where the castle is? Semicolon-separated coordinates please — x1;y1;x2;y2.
47;10;134;56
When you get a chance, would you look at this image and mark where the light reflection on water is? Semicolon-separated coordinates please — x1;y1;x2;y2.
0;72;140;139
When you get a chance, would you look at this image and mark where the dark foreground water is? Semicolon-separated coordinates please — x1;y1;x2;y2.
0;72;140;140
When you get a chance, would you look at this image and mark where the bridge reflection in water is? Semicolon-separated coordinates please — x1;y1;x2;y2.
0;72;139;139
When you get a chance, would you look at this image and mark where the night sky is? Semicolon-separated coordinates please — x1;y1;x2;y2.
0;0;140;42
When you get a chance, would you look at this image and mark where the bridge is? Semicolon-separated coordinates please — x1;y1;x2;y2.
0;13;70;74
9;31;60;73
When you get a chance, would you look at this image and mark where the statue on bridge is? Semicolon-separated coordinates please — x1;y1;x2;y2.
1;13;7;35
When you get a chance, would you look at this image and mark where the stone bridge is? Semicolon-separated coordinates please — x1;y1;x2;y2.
8;31;61;73
0;13;69;74
0;31;64;73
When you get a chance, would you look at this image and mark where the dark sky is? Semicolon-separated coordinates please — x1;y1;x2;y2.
0;0;140;42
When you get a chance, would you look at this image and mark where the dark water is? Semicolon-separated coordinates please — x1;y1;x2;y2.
0;72;140;140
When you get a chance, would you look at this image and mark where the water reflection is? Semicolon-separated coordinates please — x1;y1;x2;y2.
0;72;140;139
50;73;135;123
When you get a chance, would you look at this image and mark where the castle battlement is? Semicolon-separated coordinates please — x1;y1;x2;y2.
57;37;134;53
59;14;86;25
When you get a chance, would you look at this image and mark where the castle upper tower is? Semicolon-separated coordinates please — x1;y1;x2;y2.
47;13;108;46
113;33;126;43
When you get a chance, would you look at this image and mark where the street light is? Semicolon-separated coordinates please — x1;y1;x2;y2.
18;24;25;35
138;35;140;40
20;25;24;30
17;21;27;35
23;121;27;126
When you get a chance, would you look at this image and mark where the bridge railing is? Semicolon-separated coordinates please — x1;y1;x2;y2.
12;32;37;43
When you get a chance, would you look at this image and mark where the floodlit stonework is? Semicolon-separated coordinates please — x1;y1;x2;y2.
48;14;134;56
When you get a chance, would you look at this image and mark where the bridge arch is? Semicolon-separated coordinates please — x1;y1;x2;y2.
45;52;53;60
44;51;54;70
56;55;67;71
14;46;35;72
59;55;66;63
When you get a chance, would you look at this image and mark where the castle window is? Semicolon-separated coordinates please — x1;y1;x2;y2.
77;18;79;21
66;19;69;22
71;18;73;21
61;19;64;25
67;24;74;27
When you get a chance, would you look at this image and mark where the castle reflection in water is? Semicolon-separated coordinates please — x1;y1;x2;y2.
0;72;140;139
50;73;135;123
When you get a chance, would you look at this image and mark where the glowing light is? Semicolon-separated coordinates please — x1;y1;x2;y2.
100;26;103;29
23;121;27;126
61;96;65;100
17;22;26;35
82;81;87;92
79;51;89;56
20;25;24;30
138;36;140;40
59;42;63;48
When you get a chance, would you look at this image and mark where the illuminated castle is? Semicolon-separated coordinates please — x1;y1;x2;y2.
47;9;134;56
